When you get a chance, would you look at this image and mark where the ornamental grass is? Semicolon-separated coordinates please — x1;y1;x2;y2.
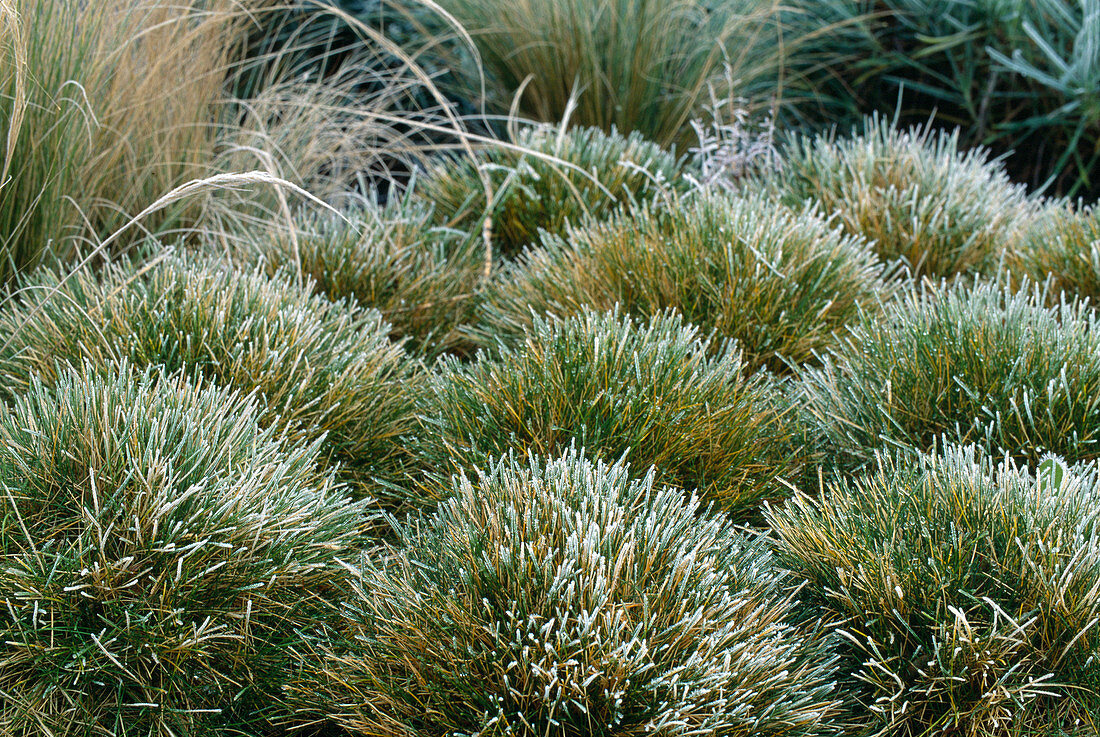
0;364;365;735
768;445;1100;735
760;115;1032;279
416;124;687;259
1008;200;1100;306
294;449;841;736
0;254;420;505
420;308;806;517
228;194;485;357
798;279;1100;472
472;190;886;373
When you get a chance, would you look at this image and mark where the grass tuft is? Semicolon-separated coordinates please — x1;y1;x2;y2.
768;444;1100;735
416;123;687;259
0;253;421;505
420;308;806;517
1008;199;1100;306
226;192;485;357
798;279;1100;472
473;190;887;372
293;448;841;736
759;114;1032;279
0;363;365;734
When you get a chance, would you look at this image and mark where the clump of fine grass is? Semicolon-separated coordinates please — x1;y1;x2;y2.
759;114;1032;278
0;364;366;734
227;191;485;358
432;0;798;150
1008;199;1100;305
416;123;687;258
0;0;473;285
798;279;1100;472
291;449;841;736
420;308;806;517
473;190;887;372
0;0;257;280
768;445;1100;735
0;254;420;505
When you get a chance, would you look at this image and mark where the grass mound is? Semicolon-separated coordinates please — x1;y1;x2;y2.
798;279;1100;471
421;308;805;517
0;255;420;504
0;365;365;734
1010;200;1100;305
768;445;1100;734
416;124;686;258
297;449;840;736
473;190;886;372
229;195;485;357
760;115;1031;279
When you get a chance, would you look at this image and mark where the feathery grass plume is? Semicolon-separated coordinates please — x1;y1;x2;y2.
292;449;841;736
798;279;1100;472
759;114;1032;279
0;364;366;735
473;190;887;373
228;191;484;357
1009;199;1100;305
767;445;1100;735
0;254;420;505
421;308;805;517
416;123;687;259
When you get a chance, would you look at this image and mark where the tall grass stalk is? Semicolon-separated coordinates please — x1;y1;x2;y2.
0;0;485;284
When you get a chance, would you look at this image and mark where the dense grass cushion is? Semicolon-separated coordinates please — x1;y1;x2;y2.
798;279;1100;471
759;115;1031;279
293;450;841;736
768;445;1100;734
0;365;364;734
0;254;421;506
420;308;807;517
472;190;886;372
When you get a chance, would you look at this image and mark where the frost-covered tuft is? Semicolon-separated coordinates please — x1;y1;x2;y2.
293;449;841;736
0;254;421;505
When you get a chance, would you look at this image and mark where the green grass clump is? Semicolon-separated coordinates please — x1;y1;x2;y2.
421;308;805;517
1009;199;1100;305
229;195;485;357
417;124;687;258
432;0;801;150
297;449;841;735
0;364;365;734
0;255;420;504
760;115;1031;279
798;279;1100;471
473;190;886;372
768;445;1100;734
